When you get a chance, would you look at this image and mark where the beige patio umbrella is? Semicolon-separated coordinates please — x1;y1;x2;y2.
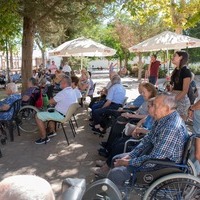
128;31;200;74
49;37;116;68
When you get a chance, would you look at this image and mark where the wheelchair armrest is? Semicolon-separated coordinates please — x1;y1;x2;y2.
61;178;86;200
141;159;180;167
123;138;141;153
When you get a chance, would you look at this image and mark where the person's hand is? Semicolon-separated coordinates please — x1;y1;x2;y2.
121;112;131;118
132;127;145;138
188;108;194;120
114;158;130;167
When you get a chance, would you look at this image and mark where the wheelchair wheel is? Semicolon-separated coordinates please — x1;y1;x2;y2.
187;159;197;176
143;173;200;200
18;105;39;133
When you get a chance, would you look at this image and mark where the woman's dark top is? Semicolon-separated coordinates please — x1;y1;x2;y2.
171;66;191;91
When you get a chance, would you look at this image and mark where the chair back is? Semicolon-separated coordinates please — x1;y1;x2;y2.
122;97;128;106
61;103;79;123
181;134;195;165
82;85;91;99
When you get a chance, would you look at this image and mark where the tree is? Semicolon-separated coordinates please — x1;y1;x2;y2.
121;0;200;79
185;22;200;63
0;0;21;81
0;0;114;92
123;0;200;33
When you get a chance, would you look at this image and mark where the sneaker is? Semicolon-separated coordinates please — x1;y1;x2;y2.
96;160;106;167
35;137;50;144
47;132;57;138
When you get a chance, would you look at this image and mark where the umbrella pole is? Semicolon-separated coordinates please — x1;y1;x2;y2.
166;49;169;77
81;56;83;70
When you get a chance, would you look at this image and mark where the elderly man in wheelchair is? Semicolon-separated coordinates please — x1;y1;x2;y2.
61;92;200;200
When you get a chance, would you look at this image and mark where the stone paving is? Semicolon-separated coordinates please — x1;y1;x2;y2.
0;74;200;199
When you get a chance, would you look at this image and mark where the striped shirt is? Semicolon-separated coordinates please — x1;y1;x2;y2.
129;111;188;167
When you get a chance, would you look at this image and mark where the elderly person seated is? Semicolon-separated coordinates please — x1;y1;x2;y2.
107;93;189;191
0;83;21;120
35;76;77;144
90;74;126;134
93;98;155;177
21;77;39;106
78;68;90;96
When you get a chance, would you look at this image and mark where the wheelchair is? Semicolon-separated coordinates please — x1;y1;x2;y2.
17;87;41;133
60;135;200;200
18;105;39;133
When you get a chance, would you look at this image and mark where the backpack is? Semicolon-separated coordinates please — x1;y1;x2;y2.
32;87;43;108
188;81;198;105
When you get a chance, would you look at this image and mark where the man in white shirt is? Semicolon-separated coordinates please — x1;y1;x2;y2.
62;62;72;75
35;76;77;144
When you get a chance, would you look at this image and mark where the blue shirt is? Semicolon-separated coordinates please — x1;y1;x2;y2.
128;111;188;167
131;95;144;108
143;115;154;130
106;83;126;105
0;93;21;120
136;101;148;115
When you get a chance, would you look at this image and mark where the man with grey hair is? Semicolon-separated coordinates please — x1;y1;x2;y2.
35;76;77;144
0;175;55;200
107;93;189;190
0;83;21;120
91;74;126;134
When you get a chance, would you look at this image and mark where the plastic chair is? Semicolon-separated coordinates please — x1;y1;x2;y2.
50;103;80;145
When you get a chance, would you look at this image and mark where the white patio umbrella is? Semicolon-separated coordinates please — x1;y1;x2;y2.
128;31;200;53
49;37;116;68
128;31;200;74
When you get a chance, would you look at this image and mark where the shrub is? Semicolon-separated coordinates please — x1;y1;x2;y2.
189;64;200;75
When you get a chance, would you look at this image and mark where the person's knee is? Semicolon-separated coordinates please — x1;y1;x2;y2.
0;175;55;200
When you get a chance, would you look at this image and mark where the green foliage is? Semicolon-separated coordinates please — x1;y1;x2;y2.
189;65;200;75
0;0;22;51
185;22;200;63
159;68;168;78
123;0;200;32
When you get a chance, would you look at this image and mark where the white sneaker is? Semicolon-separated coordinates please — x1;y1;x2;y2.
95;160;106;167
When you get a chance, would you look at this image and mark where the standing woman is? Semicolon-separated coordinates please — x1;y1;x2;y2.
171;51;191;121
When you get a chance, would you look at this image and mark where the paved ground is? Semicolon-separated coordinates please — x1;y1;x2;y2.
0;74;200;199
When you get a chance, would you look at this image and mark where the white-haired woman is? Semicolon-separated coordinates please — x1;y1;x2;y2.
0;83;21;120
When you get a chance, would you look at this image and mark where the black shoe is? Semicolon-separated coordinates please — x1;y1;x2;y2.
92;127;106;134
100;142;107;148
98;150;109;158
89;123;94;128
35;137;50;144
98;148;107;153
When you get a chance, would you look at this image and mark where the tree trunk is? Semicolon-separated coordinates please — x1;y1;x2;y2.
9;45;14;70
137;53;143;81
21;17;35;93
5;38;10;82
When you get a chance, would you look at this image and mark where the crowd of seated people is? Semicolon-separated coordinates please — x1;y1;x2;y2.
92;98;155;176
87;51;200;193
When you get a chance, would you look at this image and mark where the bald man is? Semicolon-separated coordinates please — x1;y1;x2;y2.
0;175;55;200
